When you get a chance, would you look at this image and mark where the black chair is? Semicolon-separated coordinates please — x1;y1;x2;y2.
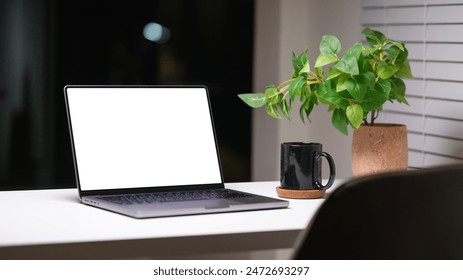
294;164;463;259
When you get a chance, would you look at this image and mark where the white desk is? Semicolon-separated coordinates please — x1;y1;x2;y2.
0;181;341;259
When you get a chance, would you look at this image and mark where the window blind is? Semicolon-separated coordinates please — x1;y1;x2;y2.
361;0;463;168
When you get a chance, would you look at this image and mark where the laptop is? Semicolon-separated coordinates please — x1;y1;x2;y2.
64;85;289;218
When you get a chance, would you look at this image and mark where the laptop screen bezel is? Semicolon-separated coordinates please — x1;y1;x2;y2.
63;85;226;198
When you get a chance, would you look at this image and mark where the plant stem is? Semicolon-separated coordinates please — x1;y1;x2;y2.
370;109;379;125
277;79;292;90
363;110;379;125
280;85;290;93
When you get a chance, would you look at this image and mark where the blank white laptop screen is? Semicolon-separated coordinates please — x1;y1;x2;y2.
66;87;222;191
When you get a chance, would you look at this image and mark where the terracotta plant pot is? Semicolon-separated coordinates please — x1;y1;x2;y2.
352;124;408;176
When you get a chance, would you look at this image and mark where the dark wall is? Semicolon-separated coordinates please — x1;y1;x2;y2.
0;0;254;189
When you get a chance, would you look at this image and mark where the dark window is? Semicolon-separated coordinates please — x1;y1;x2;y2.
0;0;254;190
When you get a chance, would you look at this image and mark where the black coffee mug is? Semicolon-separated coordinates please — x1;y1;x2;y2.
280;142;336;190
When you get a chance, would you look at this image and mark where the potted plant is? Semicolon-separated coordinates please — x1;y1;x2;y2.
238;28;413;176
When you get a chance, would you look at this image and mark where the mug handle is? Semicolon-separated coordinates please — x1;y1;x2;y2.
313;152;336;190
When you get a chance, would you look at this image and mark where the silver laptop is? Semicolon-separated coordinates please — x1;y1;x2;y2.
64;85;289;218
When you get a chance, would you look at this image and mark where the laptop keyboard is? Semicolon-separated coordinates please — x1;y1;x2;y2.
97;189;253;205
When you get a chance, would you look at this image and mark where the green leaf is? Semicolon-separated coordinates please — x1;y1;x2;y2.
299;98;315;123
309;87;318;104
238;93;266;108
361;56;374;72
346;104;364;129
318;79;333;97
328;104;337;111
377;64;399;79
387;39;405;52
320;35;341;55
396;60;413;78
279;98;291;120
336;74;348;92
389;77;409;105
363;71;376;89
344;78;357;98
385;45;401;63
291;52;299;73
362;28;387;47
288;75;306;101
315;54;338;68
335;56;359;75
266;103;281;119
344;43;363;59
395;46;409;64
318;81;350;109
299;105;306;124
301;80;317;103
376;79;392;96
334;43;362;75
360;81;390;112
326;67;342;80
299;60;311;75
357;51;366;72
361;91;387;113
265;85;281;104
292;51;308;74
344;77;367;102
332;108;348;135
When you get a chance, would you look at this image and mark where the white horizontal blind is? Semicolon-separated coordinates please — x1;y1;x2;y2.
361;0;463;168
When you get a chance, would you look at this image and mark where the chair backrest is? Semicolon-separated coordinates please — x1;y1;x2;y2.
293;164;463;260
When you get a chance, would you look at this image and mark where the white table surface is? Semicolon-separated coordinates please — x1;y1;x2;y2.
0;181;343;259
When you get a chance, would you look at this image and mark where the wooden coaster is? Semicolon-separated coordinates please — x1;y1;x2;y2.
276;186;325;199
